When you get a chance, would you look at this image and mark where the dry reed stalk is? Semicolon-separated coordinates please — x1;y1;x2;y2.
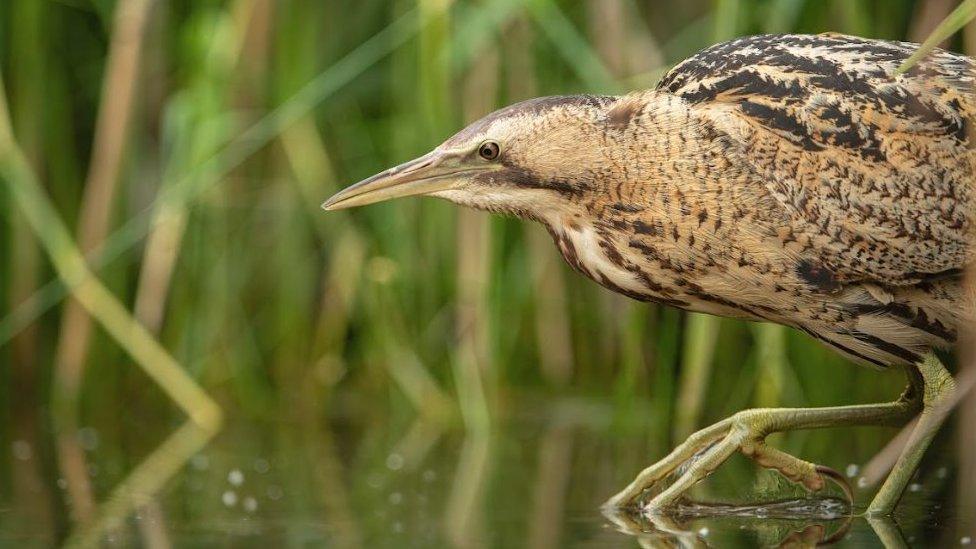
52;0;155;407
44;0;155;526
909;0;959;44
898;0;976;73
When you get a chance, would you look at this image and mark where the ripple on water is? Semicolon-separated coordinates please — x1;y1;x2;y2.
674;497;850;520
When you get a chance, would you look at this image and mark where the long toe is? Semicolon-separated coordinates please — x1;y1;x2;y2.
604;417;733;508
741;440;853;505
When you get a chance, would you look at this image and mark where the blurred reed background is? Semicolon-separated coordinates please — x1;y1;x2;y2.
1;0;975;545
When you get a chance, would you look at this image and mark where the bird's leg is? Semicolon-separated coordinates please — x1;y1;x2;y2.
605;383;921;510
866;352;955;516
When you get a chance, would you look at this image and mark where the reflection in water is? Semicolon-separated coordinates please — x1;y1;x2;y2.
1;396;972;547
605;507;708;548
528;425;573;549
867;516;909;549
134;500;171;549
603;501;856;548
55;415;97;527
444;434;490;549
63;422;215;548
304;418;363;549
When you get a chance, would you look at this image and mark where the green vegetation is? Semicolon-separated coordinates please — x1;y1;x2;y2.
1;1;974;546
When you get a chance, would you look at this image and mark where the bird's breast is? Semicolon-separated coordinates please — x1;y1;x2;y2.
550;221;690;308
546;213;785;321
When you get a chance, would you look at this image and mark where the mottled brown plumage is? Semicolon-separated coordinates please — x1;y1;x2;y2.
652;33;976;366
324;33;971;514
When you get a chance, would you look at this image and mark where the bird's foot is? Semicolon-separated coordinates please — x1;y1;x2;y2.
604;409;852;512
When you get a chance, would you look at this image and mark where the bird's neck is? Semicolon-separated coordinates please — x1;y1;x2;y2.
541;91;732;224
605;90;723;193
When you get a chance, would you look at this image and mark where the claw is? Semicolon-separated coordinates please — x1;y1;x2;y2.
815;465;853;508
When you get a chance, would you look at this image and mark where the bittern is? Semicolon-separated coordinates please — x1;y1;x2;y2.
323;33;973;515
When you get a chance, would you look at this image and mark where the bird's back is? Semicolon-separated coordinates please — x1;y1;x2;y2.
659;33;976;287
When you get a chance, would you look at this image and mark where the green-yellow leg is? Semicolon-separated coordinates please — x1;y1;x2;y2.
605;376;922;510
866;352;955;516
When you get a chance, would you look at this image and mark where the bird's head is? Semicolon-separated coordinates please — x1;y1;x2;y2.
322;95;621;221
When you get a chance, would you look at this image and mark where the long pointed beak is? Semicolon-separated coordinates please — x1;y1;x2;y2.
322;151;475;211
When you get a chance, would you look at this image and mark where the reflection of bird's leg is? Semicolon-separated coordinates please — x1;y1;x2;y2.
602;506;705;549
775;524;825;548
643;514;706;549
605;368;923;510
867;353;955;516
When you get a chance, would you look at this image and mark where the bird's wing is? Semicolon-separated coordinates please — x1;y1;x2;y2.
659;33;976;286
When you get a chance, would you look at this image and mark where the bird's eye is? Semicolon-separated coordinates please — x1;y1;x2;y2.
478;141;500;160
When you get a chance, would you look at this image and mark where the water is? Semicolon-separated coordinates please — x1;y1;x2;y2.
0;394;970;547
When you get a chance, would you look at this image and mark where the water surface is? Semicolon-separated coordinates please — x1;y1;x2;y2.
1;395;970;547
